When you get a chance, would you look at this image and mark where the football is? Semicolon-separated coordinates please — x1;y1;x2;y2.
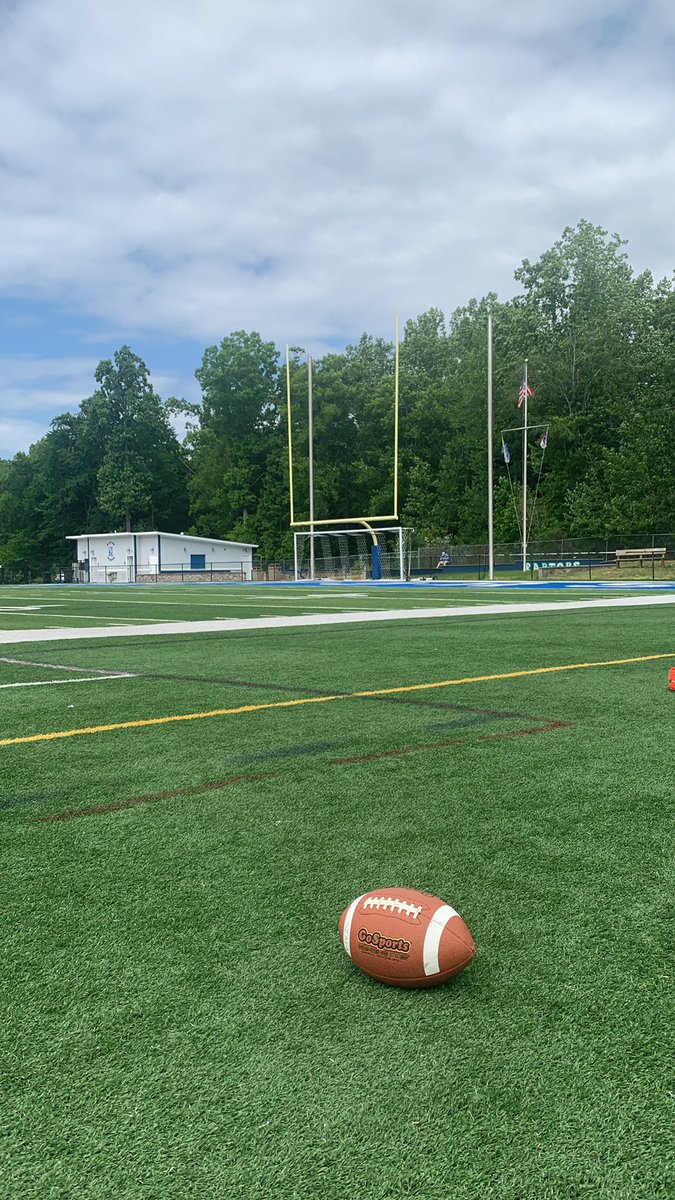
339;887;475;988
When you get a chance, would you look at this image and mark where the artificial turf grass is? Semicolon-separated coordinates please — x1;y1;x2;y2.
2;597;675;756
1;605;674;1198
0;580;672;634
0;579;521;634
3;756;672;1200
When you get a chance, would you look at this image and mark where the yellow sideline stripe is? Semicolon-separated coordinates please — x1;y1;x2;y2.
1;651;674;748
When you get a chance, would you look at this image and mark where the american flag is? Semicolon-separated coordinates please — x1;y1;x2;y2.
518;376;534;408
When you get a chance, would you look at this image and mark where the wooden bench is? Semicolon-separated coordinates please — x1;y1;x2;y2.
615;547;667;567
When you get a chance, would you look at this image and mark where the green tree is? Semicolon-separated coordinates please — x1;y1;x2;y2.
0;452;42;579
81;347;188;532
512;220;663;535
187;332;282;545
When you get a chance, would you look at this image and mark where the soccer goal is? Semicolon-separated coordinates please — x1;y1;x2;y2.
293;526;413;581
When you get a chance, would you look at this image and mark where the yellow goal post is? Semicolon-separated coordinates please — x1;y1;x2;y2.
285;317;401;532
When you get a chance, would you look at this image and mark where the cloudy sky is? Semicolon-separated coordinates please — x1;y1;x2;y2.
1;0;674;456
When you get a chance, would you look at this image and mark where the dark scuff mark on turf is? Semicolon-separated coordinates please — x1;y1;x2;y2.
33;719;573;821
133;671;337;694
328;719;573;765
225;741;344;762
330;738;466;763
116;670;550;724
483;720;572;739
381;695;572;723
425;712;508;731
0;790;67;811
33;771;276;822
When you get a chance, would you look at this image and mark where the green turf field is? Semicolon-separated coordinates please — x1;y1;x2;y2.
1;590;673;1199
0;580;671;631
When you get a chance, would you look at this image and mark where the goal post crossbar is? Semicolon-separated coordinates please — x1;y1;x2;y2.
295;525;395;541
290;514;399;528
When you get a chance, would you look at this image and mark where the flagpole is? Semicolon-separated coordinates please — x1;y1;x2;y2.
487;308;494;580
286;344;295;526
522;358;528;571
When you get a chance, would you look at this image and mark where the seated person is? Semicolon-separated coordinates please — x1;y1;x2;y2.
436;550;450;568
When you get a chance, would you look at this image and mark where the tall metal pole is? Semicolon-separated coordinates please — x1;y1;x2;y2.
285;344;295;526
394;315;400;518
308;356;315;581
521;358;528;571
487;309;494;581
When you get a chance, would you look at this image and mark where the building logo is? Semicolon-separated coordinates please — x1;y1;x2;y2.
106;542;115;560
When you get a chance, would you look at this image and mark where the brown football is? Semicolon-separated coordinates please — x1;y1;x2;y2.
339;887;475;988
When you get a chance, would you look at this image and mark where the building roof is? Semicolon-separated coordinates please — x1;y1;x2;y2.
65;531;258;548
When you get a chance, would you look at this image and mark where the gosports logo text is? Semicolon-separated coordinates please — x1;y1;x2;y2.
357;927;411;955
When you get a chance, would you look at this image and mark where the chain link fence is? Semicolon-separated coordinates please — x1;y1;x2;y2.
408;534;674;579
1;532;673;585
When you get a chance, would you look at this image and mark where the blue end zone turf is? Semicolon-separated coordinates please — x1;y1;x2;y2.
35;579;675;590
223;579;675;590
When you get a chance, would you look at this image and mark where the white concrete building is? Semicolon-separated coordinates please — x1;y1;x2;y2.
66;531;257;583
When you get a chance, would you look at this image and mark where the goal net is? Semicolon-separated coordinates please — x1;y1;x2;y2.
293;526;413;581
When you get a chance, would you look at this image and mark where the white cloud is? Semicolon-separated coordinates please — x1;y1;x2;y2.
0;415;62;459
0;354;94;456
0;353;199;456
0;0;674;450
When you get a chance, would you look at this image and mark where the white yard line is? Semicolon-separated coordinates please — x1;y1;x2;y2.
0;593;673;644
0;656;136;676
0;605;59;612
0;675;132;689
0;614;179;625
24;596;368;608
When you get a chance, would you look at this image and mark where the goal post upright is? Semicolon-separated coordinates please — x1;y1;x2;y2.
285;343;296;526
308;355;315;581
286;316;403;577
394;313;400;520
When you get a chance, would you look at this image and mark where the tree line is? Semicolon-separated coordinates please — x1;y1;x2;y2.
1;220;674;577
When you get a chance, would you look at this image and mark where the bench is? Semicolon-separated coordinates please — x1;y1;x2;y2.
615;547;667;567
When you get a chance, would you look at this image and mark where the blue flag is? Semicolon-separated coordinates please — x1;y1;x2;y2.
502;438;511;464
